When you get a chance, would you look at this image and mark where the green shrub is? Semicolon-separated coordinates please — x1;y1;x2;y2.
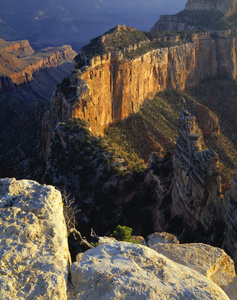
112;225;139;243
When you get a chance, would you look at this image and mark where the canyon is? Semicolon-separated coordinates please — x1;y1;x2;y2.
0;0;237;297
0;38;76;179
41;21;237;261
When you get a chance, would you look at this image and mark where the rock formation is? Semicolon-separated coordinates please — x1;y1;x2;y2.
1;178;237;299
0;39;76;180
152;0;237;31
172;110;224;229
147;232;180;247
49;26;237;136
0;38;34;56
150;242;236;290
70;242;230;299
185;0;237;16
0;38;76;93
147;110;231;248
0;178;70;299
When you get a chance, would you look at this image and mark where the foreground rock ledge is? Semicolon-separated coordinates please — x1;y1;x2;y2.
0;178;70;300
150;242;236;290
70;242;230;300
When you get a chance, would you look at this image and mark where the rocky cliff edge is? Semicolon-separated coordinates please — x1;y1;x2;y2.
48;26;237;137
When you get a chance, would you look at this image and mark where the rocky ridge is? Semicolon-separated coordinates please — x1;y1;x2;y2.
0;38;76;93
152;0;237;31
146;110;237;269
0;38;34;57
50;26;237;136
172;110;223;230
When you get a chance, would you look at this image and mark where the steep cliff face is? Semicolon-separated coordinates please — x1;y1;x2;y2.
185;0;237;16
0;39;76;93
152;0;237;31
0;38;35;57
0;39;77;181
50;30;237;136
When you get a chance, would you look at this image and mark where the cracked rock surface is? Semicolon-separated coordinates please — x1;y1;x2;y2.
0;178;70;300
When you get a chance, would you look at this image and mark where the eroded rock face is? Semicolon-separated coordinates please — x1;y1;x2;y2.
70;242;230;300
0;178;70;300
152;0;237;31
172;110;223;230
0;38;35;57
50;31;237;136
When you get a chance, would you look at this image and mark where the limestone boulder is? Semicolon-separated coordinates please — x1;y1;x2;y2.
71;242;229;300
151;243;236;290
147;232;179;247
0;178;70;300
98;236;117;246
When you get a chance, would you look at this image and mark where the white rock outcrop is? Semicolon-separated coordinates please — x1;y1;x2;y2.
147;232;179;247
71;242;230;300
97;236;117;246
0;178;70;300
150;242;236;290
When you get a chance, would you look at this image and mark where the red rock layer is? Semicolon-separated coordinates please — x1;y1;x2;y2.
0;39;76;92
0;39;35;56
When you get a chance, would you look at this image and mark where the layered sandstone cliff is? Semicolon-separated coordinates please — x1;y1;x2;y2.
0;39;76;93
185;0;237;16
49;28;237;136
152;0;237;32
0;38;35;57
